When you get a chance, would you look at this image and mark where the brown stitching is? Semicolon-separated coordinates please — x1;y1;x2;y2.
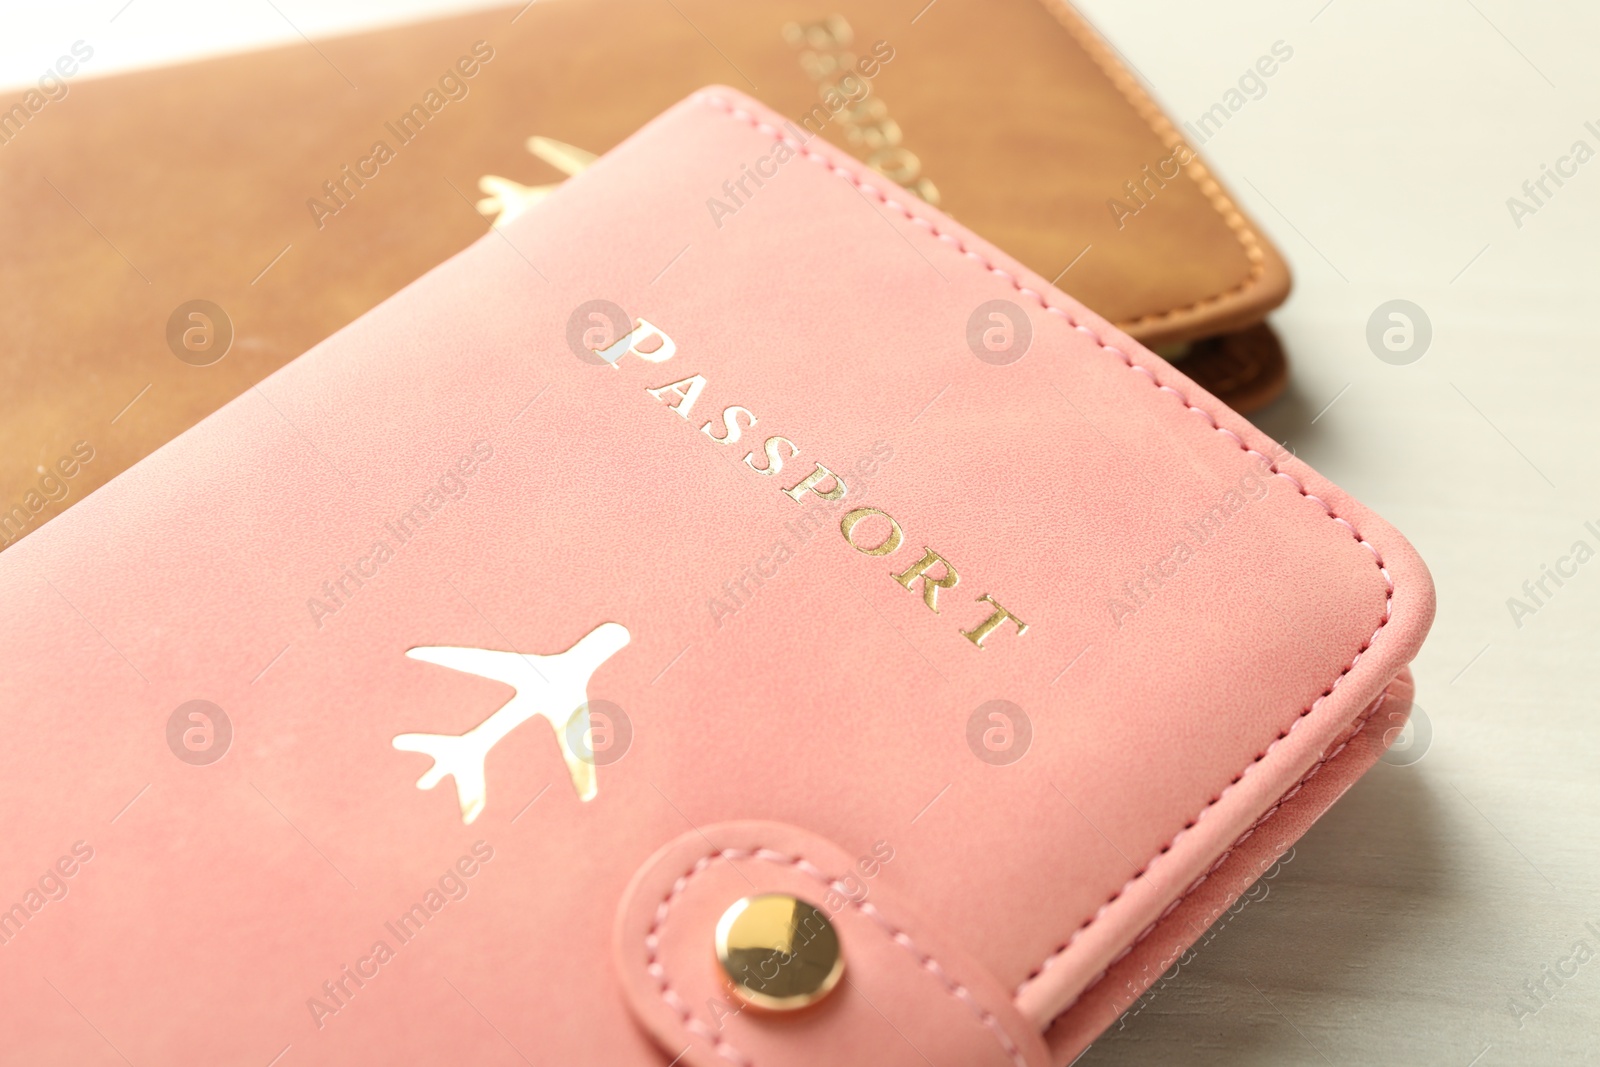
693;91;1398;1035
1034;0;1269;330
644;846;1031;1067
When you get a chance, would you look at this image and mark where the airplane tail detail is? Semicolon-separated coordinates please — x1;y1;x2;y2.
391;731;493;824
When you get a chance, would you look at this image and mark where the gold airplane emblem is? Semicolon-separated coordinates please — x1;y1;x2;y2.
476;136;598;229
393;623;630;823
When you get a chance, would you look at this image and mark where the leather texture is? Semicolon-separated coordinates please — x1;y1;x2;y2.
613;822;1052;1067
0;0;1291;550
1167;322;1291;414
1043;668;1413;1058
0;88;1428;1066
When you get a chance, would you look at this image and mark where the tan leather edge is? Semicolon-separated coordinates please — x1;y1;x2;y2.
1037;0;1293;348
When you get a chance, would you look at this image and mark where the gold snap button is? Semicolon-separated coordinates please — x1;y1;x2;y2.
714;893;844;1011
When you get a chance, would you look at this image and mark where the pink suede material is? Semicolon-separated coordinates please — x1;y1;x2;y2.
0;89;1433;1064
1044;669;1414;1061
613;822;1050;1067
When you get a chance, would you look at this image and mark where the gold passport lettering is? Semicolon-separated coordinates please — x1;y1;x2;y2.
892;548;960;613
477;17;930;232
601;320;1026;649
783;16;937;204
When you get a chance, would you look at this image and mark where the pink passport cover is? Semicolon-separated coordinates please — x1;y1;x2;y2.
0;88;1433;1065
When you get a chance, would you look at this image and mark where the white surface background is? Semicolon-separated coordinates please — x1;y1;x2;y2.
4;2;1598;1065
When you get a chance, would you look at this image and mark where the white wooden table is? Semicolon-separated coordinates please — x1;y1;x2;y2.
1073;2;1600;1063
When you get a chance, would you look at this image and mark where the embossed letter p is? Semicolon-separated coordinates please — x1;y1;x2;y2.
594;318;677;368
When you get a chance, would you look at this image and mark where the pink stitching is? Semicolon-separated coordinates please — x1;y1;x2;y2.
644;846;1031;1067
693;92;1397;1030
1042;685;1393;1025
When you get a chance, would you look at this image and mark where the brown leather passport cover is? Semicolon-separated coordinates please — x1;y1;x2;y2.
0;0;1290;550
